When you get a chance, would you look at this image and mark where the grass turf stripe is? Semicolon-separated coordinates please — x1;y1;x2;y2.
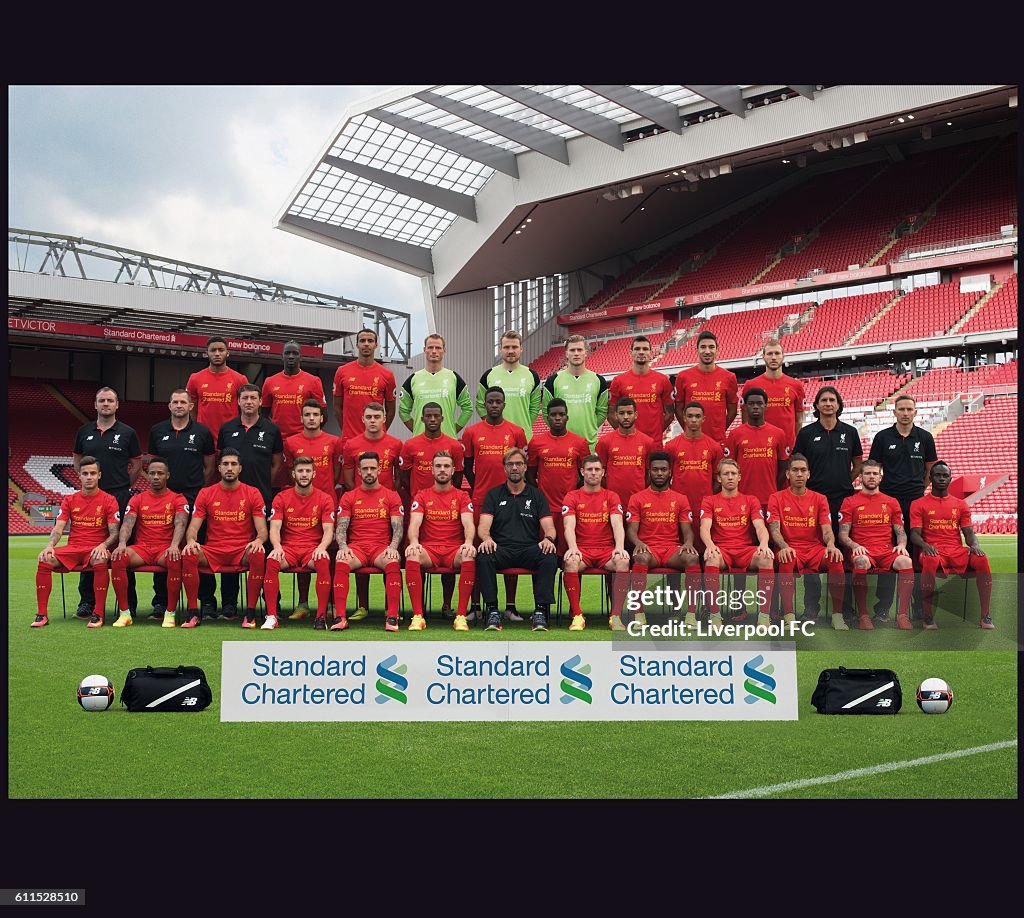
708;739;1017;798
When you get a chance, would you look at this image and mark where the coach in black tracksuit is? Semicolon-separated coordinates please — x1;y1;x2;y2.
71;387;142;617
793;385;863;621
148;388;217;616
476;447;558;632
869;395;937;618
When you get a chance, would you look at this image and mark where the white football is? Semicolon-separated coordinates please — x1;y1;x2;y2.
78;674;115;712
916;677;953;714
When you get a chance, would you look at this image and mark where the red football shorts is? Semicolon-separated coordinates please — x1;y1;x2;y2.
576;546;617;569
423;543;465;569
344;543;390;568
274;545;322;569
926;547;971;576
52;546;104;570
641;543;684;568
714;545;762;570
125;544;171;566
855;548;903;572
197;544;257;573
789;544;839;573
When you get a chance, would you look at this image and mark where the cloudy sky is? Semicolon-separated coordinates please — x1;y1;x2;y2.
8;85;427;343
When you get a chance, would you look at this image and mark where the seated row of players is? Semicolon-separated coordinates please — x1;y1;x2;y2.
32;440;993;633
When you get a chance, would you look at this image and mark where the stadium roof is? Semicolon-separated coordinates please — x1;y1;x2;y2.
8;229;413;361
277;84;1017;296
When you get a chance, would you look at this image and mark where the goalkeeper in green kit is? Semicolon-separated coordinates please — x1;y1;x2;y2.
399;333;473;439
476;329;543;621
541;334;610;451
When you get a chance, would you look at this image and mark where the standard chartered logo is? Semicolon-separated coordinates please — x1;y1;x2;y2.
559;654;592;704
742;655;776;705
375;654;408;704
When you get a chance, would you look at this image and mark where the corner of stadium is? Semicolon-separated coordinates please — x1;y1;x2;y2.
7;84;1018;803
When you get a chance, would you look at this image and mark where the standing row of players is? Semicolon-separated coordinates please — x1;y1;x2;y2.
32;328;993;630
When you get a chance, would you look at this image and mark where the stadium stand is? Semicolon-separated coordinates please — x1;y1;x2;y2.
953;274;1018;335
667;304;795;363
851;281;982;346
780;291;896;354
758;140;1000;282
885;136;1017;263
898;359;1018;402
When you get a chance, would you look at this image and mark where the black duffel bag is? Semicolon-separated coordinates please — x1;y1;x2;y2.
810;666;902;714
121;665;213;712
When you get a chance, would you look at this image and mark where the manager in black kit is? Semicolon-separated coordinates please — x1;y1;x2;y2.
476;447;558;634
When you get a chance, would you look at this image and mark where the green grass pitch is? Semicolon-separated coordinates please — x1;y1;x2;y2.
7;535;1017;799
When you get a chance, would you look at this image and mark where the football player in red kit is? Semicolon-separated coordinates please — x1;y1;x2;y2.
838;460;915;631
910;461;994;630
404;451;477;632
333;452;405;633
766;453;845;630
180;448;268;629
561;455;630;632
33;456;120;628
261;455;336;631
626;452;702;625
110;458;188;628
699;458;774;628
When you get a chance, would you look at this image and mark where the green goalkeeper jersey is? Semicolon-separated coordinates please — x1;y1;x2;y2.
399;368;473;438
541;368;610;451
477;363;543;441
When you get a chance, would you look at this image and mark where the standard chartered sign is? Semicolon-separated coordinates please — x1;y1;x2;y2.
221;642;798;721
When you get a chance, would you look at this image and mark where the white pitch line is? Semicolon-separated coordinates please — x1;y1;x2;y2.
709;739;1017;799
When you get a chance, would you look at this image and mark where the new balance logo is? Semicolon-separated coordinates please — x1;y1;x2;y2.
875;698;892;708
181;697;198;706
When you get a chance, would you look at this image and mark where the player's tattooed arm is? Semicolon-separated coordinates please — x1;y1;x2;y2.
767;519;786;549
892;524;908;550
116;513;137;551
112;514;137;560
335;516;350;549
837;521;854;550
389;516;403;551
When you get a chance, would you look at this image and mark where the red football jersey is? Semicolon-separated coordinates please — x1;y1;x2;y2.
596;428;654;510
338;486;404;546
839;491;903;556
609;369;674;442
125;489;189;548
399;433;464;496
342;433;403;490
766;488;831;547
410;486;473;544
910;494;971;554
527;428;588;512
284;431;343;497
186;366;249;435
561;487;622;550
724;422;790;507
261;370;327;438
744;373;806;447
674;366;738;445
700;492;763;550
461;419;527;501
192;482;266;549
332;360;397;440
627;487;690;547
664;432;724;515
270;487;336;549
58;490;121;548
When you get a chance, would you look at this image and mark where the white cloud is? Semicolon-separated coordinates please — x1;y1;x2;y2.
11;86;430;348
